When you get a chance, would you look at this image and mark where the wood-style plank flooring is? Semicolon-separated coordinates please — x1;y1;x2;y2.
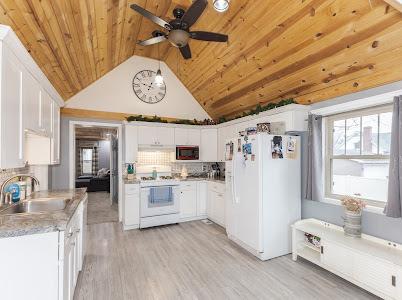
87;192;118;225
74;220;378;300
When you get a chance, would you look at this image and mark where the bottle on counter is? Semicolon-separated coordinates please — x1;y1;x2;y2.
152;167;158;179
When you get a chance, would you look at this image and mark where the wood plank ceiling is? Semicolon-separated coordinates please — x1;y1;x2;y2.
0;0;402;119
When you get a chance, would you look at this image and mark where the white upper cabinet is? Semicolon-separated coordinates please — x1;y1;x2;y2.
174;128;200;146
23;70;41;133
124;126;138;163
0;26;63;168
201;129;217;162
51;101;60;164
0;43;24;168
40;89;53;136
138;125;174;146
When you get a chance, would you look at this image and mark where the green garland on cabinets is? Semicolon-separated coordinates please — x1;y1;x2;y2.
126;98;296;125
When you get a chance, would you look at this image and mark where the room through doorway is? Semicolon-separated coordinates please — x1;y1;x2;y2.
73;125;119;224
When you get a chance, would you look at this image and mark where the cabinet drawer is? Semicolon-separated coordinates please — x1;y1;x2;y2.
125;184;139;195
209;182;225;193
180;182;197;191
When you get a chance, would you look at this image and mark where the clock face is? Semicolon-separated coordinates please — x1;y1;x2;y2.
132;70;166;104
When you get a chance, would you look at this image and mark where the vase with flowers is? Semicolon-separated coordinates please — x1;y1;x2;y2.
341;196;366;238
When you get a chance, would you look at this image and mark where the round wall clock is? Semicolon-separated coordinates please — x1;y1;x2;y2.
132;70;166;104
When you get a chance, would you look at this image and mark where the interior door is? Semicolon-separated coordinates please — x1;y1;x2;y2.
233;135;263;252
110;135;119;204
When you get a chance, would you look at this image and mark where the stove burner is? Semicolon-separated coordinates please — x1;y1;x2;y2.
141;177;155;181
160;176;174;180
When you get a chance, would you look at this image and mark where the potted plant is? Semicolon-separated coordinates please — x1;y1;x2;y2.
341;196;366;238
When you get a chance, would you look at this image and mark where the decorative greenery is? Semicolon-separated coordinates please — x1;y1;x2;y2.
125;98;296;125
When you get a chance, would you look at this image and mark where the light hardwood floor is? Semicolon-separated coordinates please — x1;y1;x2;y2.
87;192;118;225
74;221;378;300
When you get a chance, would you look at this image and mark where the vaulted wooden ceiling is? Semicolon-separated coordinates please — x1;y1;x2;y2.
0;0;402;119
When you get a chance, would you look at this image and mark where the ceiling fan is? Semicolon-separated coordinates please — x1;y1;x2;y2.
130;0;228;60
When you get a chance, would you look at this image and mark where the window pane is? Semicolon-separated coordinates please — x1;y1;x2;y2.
379;112;392;155
82;161;92;174
346;117;361;155
333;120;345;155
83;148;93;160
362;114;378;155
332;158;388;202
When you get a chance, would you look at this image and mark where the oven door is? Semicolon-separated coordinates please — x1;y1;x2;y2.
140;186;180;217
176;146;199;160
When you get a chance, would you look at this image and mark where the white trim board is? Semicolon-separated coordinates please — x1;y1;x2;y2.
311;91;399;116
69;120;123;222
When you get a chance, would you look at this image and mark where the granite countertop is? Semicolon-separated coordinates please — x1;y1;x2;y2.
0;188;87;239
123;176;225;184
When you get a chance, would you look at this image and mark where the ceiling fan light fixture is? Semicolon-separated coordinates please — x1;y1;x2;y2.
154;69;164;86
213;0;229;12
168;30;190;48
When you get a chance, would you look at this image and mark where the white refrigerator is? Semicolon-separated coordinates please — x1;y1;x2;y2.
225;133;301;261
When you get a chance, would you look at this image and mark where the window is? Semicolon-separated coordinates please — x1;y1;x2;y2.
326;106;392;207
82;148;93;175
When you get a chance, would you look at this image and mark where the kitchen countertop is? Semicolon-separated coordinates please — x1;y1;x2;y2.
123;177;225;184
0;188;87;239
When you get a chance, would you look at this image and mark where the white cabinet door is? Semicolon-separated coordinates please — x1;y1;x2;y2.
156;127;174;146
321;240;354;278
175;128;188;145
51;102;60;164
124;126;138;163
0;232;59;300
201;129;217;162
353;253;399;298
215;193;225;227
217;125;233;162
138;126;155;145
0;45;24;168
40;89;52;136
124;184;140;228
23;69;41;132
197;182;207;216
187;128;200;146
180;182;197;220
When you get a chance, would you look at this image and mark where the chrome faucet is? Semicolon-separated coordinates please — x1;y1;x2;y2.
0;175;40;207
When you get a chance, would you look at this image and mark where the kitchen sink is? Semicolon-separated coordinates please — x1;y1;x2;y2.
0;198;71;215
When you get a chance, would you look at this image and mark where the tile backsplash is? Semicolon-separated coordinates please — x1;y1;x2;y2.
0;167;31;186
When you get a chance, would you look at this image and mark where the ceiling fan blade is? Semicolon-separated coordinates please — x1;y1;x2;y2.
180;44;192;60
181;0;207;28
190;31;228;42
130;4;172;30
137;35;167;46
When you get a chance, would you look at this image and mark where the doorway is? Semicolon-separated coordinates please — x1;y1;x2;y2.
69;121;123;223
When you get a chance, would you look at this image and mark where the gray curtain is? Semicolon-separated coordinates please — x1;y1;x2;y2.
305;114;324;201
92;146;99;176
384;96;402;218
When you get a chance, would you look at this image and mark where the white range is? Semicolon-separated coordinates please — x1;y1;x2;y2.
139;179;181;228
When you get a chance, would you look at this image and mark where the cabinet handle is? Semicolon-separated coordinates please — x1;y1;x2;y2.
75;229;80;233
392;275;396;287
320;246;324;254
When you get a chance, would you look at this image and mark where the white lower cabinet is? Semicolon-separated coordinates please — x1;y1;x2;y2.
293;219;402;300
0;197;87;300
197;182;207;216
180;182;198;220
321;240;354;277
123;184;140;230
207;182;225;227
62;197;87;300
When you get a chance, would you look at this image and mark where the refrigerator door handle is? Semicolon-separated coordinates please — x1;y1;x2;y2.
231;151;236;204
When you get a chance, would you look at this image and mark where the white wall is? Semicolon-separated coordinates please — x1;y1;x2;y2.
65;56;210;120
